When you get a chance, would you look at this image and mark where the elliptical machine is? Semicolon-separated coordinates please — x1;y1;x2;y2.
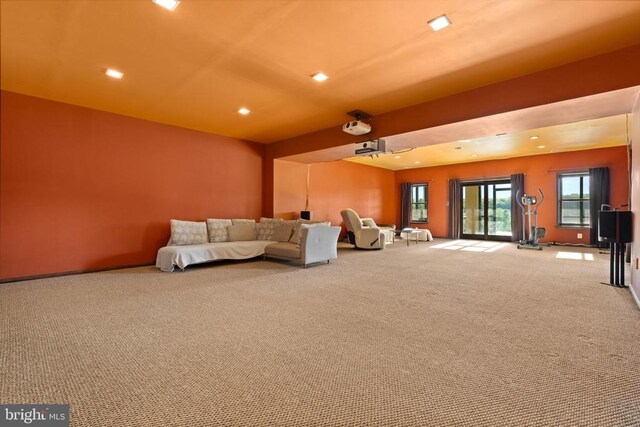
516;189;546;250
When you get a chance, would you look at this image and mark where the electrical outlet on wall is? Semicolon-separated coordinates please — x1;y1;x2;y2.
577;233;583;239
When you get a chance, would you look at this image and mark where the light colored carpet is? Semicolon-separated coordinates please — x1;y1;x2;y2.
1;239;639;426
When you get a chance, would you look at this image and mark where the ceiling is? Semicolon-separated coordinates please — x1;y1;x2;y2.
2;0;640;144
347;114;631;170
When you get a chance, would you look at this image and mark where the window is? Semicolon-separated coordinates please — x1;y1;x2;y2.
557;172;590;227
411;183;428;222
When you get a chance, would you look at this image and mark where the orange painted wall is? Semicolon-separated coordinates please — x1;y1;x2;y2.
629;99;640;303
274;159;395;236
273;160;307;220
0;91;264;281
395;146;629;244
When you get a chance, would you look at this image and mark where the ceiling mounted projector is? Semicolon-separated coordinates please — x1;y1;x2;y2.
343;109;373;135
355;139;386;156
343;120;371;135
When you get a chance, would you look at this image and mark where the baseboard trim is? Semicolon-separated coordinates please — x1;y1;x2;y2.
631;283;640;310
0;263;154;284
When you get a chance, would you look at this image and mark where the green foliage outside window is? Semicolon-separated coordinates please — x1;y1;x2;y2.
411;184;428;222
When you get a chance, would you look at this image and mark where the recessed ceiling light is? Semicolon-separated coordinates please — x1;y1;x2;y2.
105;68;123;79
457;139;471;143
530;135;540;140
428;14;451;31
311;72;329;82
238;107;250;115
471;154;478;158
415;161;421;164
394;155;401;159
153;0;180;11
537;145;546;149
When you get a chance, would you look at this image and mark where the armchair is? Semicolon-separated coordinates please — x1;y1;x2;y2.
361;218;396;244
340;208;386;250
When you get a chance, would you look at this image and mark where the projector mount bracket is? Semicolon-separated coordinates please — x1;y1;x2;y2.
346;110;372;122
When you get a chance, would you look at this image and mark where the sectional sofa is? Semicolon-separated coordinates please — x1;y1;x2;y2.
156;218;340;272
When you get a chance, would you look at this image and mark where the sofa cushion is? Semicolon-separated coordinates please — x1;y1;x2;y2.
264;242;301;260
227;223;256;241
170;220;208;246
282;220;297;239
289;219;302;243
231;218;256;225
272;222;294;242
256;217;284;241
206;218;232;242
156;240;276;272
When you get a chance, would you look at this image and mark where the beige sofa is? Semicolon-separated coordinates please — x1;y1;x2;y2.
156;218;340;271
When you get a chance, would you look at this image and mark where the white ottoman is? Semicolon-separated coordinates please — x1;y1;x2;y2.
380;228;395;244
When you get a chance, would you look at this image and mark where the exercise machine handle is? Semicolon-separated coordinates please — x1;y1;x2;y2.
533;189;544;214
515;189;524;209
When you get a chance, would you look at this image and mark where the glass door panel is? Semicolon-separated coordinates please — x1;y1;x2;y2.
462;185;484;236
461;180;512;241
488;183;512;238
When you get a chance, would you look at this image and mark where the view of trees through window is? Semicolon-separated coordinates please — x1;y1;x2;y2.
411;183;428;222
558;173;590;226
491;184;512;235
461;182;511;238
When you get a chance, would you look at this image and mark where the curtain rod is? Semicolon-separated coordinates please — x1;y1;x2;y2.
458;175;513;183
544;167;604;174
402;179;435;183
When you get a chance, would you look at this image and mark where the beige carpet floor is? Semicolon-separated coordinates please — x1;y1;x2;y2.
1;239;639;426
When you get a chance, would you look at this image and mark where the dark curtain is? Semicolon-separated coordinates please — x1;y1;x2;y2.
510;173;525;242
589;167;610;246
400;182;412;229
448;179;461;239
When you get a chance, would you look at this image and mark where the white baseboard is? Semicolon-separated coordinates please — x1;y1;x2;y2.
631;284;640;310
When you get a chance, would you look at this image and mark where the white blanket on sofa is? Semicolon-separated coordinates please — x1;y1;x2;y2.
156;240;276;272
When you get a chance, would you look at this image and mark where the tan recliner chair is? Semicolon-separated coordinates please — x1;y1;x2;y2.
361;217;395;244
340;208;386;250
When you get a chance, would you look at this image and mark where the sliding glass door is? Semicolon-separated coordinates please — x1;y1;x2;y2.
461;180;512;241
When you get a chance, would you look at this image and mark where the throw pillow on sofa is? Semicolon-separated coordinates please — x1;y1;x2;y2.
256;217;284;241
227;223;257;241
289;219;307;244
170;220;208;246
206;219;232;242
271;222;294;242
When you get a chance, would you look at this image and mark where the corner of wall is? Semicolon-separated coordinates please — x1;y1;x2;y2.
629;92;640;308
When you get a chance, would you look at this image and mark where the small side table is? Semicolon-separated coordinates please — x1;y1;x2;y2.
401;228;421;246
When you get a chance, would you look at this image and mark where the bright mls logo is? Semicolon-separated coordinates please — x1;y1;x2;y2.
0;405;69;426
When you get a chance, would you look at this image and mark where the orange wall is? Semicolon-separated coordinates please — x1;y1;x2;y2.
395;146;629;244
273;160;308;220
630;98;640;304
0;91;264;281
274;159;395;236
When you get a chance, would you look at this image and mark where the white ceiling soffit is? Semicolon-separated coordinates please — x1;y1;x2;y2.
281;86;639;169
